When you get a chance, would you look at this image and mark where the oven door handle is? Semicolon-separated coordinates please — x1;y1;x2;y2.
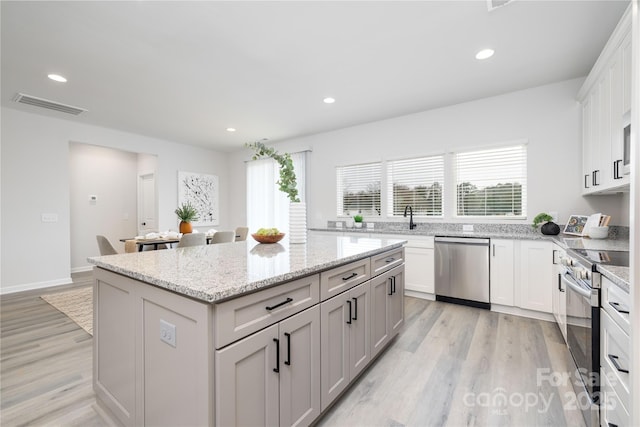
561;273;592;299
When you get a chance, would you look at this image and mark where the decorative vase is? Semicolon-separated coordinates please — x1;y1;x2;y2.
289;202;307;244
541;221;560;235
179;221;193;234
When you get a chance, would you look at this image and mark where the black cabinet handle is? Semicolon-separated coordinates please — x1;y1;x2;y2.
608;354;629;374
558;273;563;292
352;297;358;320
608;423;619;427
342;272;358;281
593;170;600;186
284;332;291;366
392;276;396;294
266;297;293;311
385;257;395;263
346;300;352;324
613;160;621;180
609;301;629;314
388;277;393;296
552;249;558;265
273;338;280;373
585;174;590;189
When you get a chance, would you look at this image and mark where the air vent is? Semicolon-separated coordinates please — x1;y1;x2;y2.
13;93;87;115
487;0;513;11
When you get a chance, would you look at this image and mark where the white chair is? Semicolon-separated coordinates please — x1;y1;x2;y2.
177;233;206;248
96;235;118;255
210;231;235;244
234;227;249;242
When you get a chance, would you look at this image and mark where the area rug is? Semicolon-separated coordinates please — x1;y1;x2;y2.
41;287;93;335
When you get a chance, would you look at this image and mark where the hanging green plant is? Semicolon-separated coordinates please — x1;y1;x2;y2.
246;140;300;203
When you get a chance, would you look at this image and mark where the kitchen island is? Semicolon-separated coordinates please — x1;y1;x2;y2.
88;234;406;426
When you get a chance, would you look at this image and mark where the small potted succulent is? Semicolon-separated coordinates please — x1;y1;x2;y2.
532;212;560;235
353;214;363;229
175;202;199;234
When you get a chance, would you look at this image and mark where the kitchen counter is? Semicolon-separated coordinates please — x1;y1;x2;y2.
88;234;405;303
598;265;630;293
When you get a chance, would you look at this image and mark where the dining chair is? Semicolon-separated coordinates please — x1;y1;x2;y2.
210;231;235;244
124;239;137;253
234;227;249;242
177;232;206;248
96;235;119;256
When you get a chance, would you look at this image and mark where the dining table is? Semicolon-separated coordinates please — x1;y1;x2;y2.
120;237;181;251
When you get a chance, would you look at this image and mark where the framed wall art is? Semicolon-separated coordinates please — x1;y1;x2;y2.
563;214;589;236
178;171;219;226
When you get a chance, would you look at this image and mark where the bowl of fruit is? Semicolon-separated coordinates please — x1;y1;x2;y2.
252;228;285;244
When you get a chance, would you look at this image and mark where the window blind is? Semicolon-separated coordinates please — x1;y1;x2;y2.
336;162;381;217
387;155;444;217
455;145;527;217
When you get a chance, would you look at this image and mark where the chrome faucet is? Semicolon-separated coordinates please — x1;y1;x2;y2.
404;205;416;230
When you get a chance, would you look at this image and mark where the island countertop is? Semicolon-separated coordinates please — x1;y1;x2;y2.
88;234;406;303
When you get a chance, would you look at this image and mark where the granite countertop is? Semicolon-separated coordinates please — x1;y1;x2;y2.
88;234;406;303
598;265;630;293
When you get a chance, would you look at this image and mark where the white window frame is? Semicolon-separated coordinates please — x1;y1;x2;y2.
336;162;382;218
386;154;444;218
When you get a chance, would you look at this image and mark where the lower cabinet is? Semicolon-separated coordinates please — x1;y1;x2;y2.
551;244;567;342
215;305;321;427
519;240;552;313
320;282;370;410
370;265;405;358
490;239;515;306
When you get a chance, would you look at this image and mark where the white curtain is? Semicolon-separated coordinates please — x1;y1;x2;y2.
246;151;306;235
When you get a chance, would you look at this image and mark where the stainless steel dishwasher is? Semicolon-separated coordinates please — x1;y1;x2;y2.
434;236;490;309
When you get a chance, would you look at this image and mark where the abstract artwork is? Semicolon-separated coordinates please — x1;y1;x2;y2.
178;171;219;226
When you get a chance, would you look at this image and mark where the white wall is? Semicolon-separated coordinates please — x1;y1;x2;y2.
229;78;630;229
69;143;139;272
1;107;230;293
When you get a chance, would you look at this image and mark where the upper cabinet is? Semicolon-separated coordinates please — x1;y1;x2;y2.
578;6;631;195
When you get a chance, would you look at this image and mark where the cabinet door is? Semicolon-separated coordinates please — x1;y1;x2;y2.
622;32;631;113
370;271;391;358
609;34;630;187
279;306;321;427
349;282;371;379
490;239;515;306
388;267;405;337
597;71;612;188
320;292;350;410
582;97;592;193
405;246;434;294
519;241;552;313
215;325;279;427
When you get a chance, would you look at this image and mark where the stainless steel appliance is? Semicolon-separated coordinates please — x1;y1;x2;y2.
561;248;629;427
434;236;490;309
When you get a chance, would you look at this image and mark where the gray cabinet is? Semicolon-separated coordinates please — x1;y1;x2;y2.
370;265;404;358
320;282;371;410
215;306;321;427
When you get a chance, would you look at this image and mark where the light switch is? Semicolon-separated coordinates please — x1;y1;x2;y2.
41;213;58;223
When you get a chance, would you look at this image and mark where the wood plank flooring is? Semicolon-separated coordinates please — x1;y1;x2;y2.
1;277;585;427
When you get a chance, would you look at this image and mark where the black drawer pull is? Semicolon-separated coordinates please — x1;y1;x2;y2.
385;257;396;263
346;300;352;324
585;174;590;188
608;423;619;427
608;354;629;374
342;272;358;281
284;332;291;366
352;297;358;320
273;338;280;373
266;297;293;311
388;277;393;296
392;276;396;294
609;301;629;314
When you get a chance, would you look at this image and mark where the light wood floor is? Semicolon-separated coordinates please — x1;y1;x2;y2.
1;276;585;427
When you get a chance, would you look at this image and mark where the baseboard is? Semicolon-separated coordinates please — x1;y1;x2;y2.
490;304;555;322
404;289;435;301
1;277;73;295
71;265;93;274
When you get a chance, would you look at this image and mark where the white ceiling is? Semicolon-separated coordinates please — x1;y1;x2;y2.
1;1;629;152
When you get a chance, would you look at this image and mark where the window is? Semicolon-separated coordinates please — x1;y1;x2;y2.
336;162;381;217
387;155;444;216
455;144;527;217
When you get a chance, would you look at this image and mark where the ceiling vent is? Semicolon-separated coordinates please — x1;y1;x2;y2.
487;0;514;12
13;93;88;115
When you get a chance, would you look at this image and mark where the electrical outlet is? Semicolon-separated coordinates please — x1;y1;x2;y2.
160;320;176;348
463;224;474;232
41;213;58;223
549;211;558;222
335;221;343;229
367;222;375;229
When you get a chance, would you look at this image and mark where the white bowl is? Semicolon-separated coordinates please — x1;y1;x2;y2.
589;226;609;239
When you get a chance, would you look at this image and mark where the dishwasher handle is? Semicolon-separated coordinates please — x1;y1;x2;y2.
435;236;490;246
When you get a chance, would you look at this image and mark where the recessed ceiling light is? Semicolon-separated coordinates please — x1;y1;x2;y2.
226;127;236;132
323;97;335;104
475;49;495;60
47;74;67;83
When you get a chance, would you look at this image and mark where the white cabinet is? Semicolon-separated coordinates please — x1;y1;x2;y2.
579;7;631;194
490;239;515;306
320;282;370;410
518;240;553;313
551;244;567;342
370;265;404;358
216;306;321;427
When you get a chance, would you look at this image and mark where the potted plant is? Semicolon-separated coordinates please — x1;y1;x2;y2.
532;212;560;235
353;214;363;228
175;202;199;234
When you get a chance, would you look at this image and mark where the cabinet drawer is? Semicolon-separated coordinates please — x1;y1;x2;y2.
601;309;630;410
370;248;404;277
602;277;630;336
215;275;320;348
601;367;630;427
320;259;370;301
